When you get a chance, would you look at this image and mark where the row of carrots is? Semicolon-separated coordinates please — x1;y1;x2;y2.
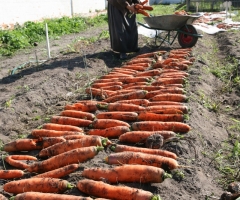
0;47;194;200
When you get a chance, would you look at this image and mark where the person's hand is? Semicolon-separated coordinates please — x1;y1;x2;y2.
126;4;137;14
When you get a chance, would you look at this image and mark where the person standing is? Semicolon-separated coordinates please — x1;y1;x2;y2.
107;0;140;60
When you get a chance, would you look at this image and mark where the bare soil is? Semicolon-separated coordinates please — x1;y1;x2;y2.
0;22;240;200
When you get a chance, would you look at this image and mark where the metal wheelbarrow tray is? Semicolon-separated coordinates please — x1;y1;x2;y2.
138;14;203;48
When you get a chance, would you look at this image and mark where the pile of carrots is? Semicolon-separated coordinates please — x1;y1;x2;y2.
0;47;194;199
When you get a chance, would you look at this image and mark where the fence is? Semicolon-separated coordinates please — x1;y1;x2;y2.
187;0;240;12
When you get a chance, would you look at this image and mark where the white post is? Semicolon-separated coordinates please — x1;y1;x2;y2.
196;2;199;13
45;23;51;59
71;0;74;17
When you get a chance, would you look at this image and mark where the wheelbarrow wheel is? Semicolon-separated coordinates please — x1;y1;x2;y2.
178;25;198;48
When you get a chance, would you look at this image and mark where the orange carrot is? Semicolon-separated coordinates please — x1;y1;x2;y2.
50;116;92;127
119;131;176;142
10;192;93;200
107;89;140;97
135;69;161;77
142;5;154;10
140;0;148;5
85;88;115;98
122;82;148;89
41;137;66;148
121;76;152;84
27;146;104;173
111;69;136;75
33;164;79;178
0;170;24;179
90;119;130;129
138;112;184;122
137;9;151;17
147;101;184;106
126;58;153;65
145;88;185;99
122;65;147;71
39;136;109;157
152;78;186;85
42;123;83;132
132;121;191;133
96;111;138;121
146;105;188;114
87;126;130;138
60;110;95;120
82;164;170;184
105;151;180;170
31;129;83;137
98;102;146;112
91;82;123;88
101;74;133;79
66;101;107;112
116;99;149;106
3;178;74;194
101;85;123;91
149;93;188;102
102;90;147;103
134;4;143;9
1;139;42;152
145;108;183;114
93;78;120;83
5;155;37;169
110;144;177;159
77;179;160;200
63;135;89;140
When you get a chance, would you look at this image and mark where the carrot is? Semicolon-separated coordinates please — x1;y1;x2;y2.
145;108;183;114
77;179;160;200
101;74;133;79
135;69;161;77
152;78;186;85
87;126;130;138
85;88;115;98
113;67;138;73
98;102;146;112
41;137;66;148
111;69;136;76
123;85;148;90
42;123;83;132
110;144;177;159
96;111;138;121
135;51;165;59
134;4;143;9
102;90;147;103
0;170;24;179
122;65;147;71
147;101;184;106
63;135;89;140
33;164;79;178
1;139;42;152
50;116;92;127
90;119;130;129
10;192;93;200
149;93;188;102
5;155;37;169
27;146;104;173
39;136;109;157
146;105;188;114
126;58;153;65
145;88;185;99
3;178;74;194
107;89;140;97
66;101;107;112
82;164;171;184
122;82;148;89
91;82;123;88
142;5;154;10
138;112;184;122
31;129;83;137
116;99;149;106
132;121;191;133
121;76;152;84
93;78;120;83
101;85;123;91
60;110;95;120
105;151;180;171
137;9;151;17
159;74;187;79
108;72;133;77
119;131;176;142
0;194;7;200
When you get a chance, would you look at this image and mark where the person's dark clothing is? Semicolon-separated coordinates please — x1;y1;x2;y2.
107;0;140;53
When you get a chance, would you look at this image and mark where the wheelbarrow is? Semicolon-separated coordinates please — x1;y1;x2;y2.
138;14;203;48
